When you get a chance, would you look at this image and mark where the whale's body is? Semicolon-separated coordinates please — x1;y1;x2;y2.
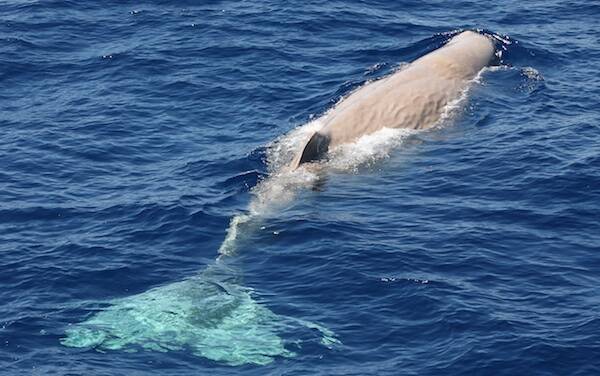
293;31;495;167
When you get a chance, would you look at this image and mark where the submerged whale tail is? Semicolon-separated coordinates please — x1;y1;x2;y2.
291;131;330;169
61;262;339;366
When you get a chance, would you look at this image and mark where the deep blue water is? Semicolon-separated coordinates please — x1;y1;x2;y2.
2;0;600;374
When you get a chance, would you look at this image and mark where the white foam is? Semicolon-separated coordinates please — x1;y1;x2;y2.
490;34;512;46
218;125;417;256
218;120;323;256
522;66;543;81
218;114;422;257
326;127;415;172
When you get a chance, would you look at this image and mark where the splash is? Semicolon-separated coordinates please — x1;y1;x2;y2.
218;120;323;256
218;113;420;256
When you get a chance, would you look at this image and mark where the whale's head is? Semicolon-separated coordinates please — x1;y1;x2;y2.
444;31;495;74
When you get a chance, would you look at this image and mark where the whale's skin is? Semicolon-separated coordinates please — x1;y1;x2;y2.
293;31;495;167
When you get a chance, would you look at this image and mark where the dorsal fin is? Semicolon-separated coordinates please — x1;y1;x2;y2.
292;131;330;169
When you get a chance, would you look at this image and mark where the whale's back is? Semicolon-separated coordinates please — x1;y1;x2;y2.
292;31;495;168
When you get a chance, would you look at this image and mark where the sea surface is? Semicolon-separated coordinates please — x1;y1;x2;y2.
2;1;600;375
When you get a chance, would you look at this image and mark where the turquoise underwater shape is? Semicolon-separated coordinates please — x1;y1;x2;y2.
61;263;339;366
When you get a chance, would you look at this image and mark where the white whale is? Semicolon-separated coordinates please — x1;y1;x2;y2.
61;31;494;367
292;30;495;167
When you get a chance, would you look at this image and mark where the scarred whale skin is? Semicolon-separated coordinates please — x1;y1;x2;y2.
292;31;495;167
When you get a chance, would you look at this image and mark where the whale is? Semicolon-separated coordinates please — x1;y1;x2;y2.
292;30;495;168
60;31;494;366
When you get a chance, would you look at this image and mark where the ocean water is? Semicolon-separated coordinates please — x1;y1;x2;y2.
2;0;600;375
